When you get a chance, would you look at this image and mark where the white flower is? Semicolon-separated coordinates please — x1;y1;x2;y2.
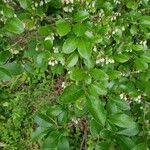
53;47;59;53
45;36;51;41
14;14;17;17
35;2;38;7
143;40;147;47
61;82;66;88
35;46;38;51
40;1;44;6
48;61;52;65
96;60;100;64
112;31;115;35
122;26;125;31
0;10;4;15
124;97;127;101
93;46;97;52
140;106;143;110
120;93;124;99
70;0;74;4
51;62;55;66
91;1;95;7
54;60;58;64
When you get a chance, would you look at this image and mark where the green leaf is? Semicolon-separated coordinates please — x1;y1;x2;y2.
140;16;150;28
90;119;103;136
49;0;61;9
66;53;78;68
57;136;70;150
107;100;120;114
73;11;89;22
117;136;135;150
3;63;23;76
110;97;130;111
130;25;138;35
96;142;112;150
107;70;121;80
114;54;129;63
86;96;106;126
31;127;49;141
73;23;87;36
35;113;53;127
17;0;31;10
132;45;144;51
36;51;49;67
5;17;24;34
91;68;109;81
60;84;84;103
126;1;138;10
77;37;91;60
0;67;12;81
117;126;139;136
134;58;148;71
43;39;53;50
56;19;71;36
131;143;145;150
140;53;150;63
51;64;64;75
89;83;107;96
62;37;77;54
3;5;14;18
70;68;85;81
0;51;12;64
42;131;61;149
109;113;137;128
84;58;95;69
38;26;51;36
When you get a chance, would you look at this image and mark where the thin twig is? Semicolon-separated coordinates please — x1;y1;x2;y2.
80;120;88;150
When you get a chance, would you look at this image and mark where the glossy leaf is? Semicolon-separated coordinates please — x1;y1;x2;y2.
62;37;77;54
66;53;79;68
73;23;87;36
131;143;145;150
91;68;109;81
57;136;70;150
70;68;85;81
117;126;139;136
77;37;92;60
86;96;106;126
114;54;129;63
3;63;23;76
5;17;24;34
0;67;12;81
109;113;137;128
73;11;89;22
110;97;130;111
60;84;84;103
56;19;71;36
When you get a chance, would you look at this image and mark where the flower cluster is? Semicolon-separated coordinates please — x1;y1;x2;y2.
61;0;74;5
139;40;147;47
114;0;121;5
121;72;131;77
96;57;115;65
48;57;58;66
61;81;67;88
110;12;121;21
120;93;128;101
53;47;59;53
10;48;19;54
63;6;74;12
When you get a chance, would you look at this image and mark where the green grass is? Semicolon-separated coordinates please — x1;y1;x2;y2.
0;77;56;150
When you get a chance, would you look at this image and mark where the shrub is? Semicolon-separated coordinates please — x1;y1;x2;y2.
0;0;150;149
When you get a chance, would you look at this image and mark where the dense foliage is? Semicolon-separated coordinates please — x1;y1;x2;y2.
0;0;150;149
